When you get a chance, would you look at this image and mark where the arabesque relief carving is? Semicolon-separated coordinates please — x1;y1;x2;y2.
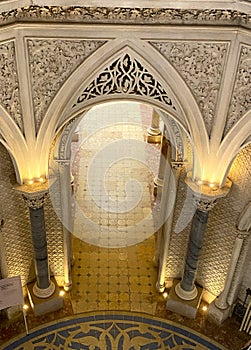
0;7;249;28
72;53;177;111
224;45;251;136
0;41;23;132
150;41;229;135
27;39;106;131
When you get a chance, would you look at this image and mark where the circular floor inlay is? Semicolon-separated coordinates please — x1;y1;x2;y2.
3;312;226;350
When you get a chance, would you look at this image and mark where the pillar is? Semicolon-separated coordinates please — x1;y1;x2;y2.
215;231;249;310
16;182;55;298
56;159;73;292
175;177;232;301
154;126;170;196
155;162;183;292
147;109;162;143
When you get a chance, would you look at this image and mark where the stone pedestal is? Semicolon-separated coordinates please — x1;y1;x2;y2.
166;279;203;318
27;277;63;316
207;300;231;324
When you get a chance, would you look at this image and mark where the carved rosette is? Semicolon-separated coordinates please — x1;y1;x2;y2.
27;39;106;132
22;191;48;210
150;41;229;135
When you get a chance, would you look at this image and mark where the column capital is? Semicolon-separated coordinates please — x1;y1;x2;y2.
15;182;48;209
185;175;232;212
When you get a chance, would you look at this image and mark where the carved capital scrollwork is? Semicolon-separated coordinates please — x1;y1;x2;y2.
22;191;47;210
14;181;49;210
192;196;217;212
185;175;232;212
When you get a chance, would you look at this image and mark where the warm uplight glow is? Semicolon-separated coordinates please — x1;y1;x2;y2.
209;183;215;188
196;179;203;185
39;177;45;183
202;305;208;312
163;292;168;299
23;304;29;310
59;290;65;297
27;179;34;185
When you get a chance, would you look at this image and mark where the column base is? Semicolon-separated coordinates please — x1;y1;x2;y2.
207;300;231;324
27;278;63;316
156;281;165;293
175;281;198;300
33;280;55;298
64;281;72;292
166;279;203;319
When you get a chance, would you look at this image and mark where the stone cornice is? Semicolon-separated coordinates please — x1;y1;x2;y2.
0;6;249;29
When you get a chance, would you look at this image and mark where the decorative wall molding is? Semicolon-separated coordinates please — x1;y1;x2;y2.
0;40;23;132
224;45;251;137
27;39;106;132
150;41;229;135
0;6;249;28
72;53;177;112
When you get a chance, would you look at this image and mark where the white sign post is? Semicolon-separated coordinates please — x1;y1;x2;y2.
0;276;29;335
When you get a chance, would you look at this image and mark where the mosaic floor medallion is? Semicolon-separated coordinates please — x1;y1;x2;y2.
3;312;226;350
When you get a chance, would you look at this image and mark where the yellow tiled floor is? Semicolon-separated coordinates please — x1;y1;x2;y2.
70;101;162;315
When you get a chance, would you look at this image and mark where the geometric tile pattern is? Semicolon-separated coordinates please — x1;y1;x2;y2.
2;312;227;350
70;102;160;315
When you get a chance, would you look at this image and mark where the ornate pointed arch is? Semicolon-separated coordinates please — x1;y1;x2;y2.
36;41;209;180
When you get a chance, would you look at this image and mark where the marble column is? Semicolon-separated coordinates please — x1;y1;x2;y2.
16;183;55;298
154;127;170;196
155;162;183;292
147;109;162;143
56;159;73;292
175;177;232;301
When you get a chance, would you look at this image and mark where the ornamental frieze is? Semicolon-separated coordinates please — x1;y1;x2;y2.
224;45;251;137
0;41;23;132
0;7;249;28
150;41;229;135
27;39;106;132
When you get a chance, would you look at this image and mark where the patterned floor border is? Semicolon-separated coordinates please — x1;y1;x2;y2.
3;311;227;350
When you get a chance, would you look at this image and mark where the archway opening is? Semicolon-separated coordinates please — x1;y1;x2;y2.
69;101;164;313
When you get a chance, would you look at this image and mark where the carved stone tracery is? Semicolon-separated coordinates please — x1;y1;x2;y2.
0;41;23;132
224;45;251;136
72;53;177;111
27;39;107;132
150;41;229;135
